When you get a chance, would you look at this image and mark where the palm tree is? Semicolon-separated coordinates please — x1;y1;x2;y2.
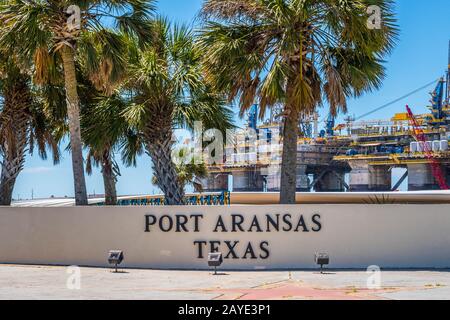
0;0;154;205
122;18;234;205
0;54;60;205
199;0;398;204
81;93;129;206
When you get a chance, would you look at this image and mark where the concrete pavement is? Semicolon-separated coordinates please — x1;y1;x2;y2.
0;265;449;300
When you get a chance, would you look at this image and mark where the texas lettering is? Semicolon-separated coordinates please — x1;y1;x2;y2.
144;213;322;261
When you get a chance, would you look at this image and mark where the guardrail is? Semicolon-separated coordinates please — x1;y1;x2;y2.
93;192;231;206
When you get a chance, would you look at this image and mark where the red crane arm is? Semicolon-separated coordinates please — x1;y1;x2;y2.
406;105;449;190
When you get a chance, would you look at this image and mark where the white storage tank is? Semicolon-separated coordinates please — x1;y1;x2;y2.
410;142;418;153
417;142;424;153
425;141;433;152
441;140;449;152
432;141;441;152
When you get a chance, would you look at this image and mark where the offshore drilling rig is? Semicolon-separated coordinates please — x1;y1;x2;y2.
202;43;450;193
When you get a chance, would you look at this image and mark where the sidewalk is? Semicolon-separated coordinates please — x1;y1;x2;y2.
0;265;449;300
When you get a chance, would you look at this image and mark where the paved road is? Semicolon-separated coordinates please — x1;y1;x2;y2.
0;265;449;300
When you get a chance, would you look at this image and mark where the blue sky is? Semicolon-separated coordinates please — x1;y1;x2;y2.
11;0;450;199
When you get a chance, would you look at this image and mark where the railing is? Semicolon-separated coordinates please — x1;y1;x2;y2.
93;192;231;207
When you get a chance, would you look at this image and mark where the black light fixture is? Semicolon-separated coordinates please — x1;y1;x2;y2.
108;250;124;273
315;253;330;274
208;252;223;275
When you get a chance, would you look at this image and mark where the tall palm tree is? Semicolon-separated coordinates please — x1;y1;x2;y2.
122;18;234;205
199;0;398;204
81;93;129;206
0;54;60;205
0;0;154;205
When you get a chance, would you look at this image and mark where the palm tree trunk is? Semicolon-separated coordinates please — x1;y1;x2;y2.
0;77;30;206
145;128;185;205
60;46;88;206
0;144;26;205
0;173;15;205
280;108;299;204
101;152;118;206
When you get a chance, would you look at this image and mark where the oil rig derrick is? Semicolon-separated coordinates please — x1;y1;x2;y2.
201;43;450;193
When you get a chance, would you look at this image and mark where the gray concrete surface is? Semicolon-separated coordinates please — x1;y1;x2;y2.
0;265;449;300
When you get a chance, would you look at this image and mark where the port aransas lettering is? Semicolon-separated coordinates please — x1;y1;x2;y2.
144;213;322;260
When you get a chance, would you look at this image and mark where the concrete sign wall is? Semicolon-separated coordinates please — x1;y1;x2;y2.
1;205;450;269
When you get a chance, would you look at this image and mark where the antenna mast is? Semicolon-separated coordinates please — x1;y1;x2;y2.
446;40;450;106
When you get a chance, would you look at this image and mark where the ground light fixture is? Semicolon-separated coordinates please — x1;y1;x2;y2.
315;253;330;274
108;250;124;273
208;252;223;275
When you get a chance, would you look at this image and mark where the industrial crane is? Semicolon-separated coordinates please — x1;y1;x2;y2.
406;105;449;190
